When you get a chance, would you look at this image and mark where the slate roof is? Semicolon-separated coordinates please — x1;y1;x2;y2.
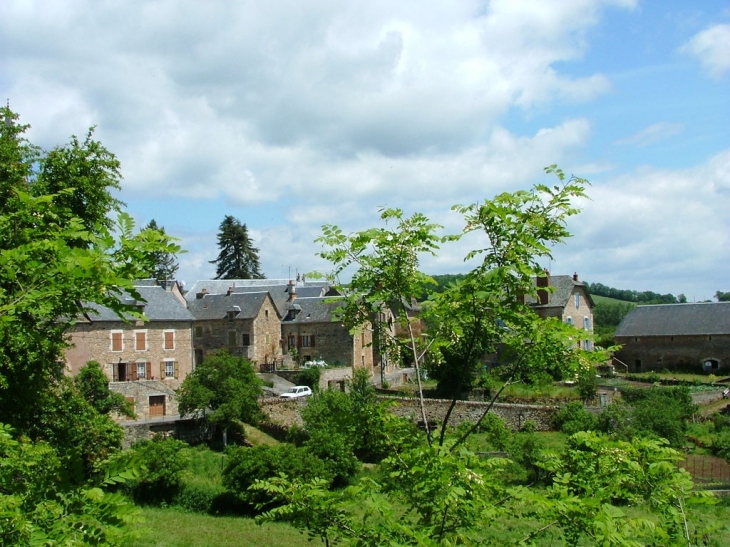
281;296;344;323
527;275;594;309
184;279;337;317
187;291;281;321
615;302;730;337
84;281;194;322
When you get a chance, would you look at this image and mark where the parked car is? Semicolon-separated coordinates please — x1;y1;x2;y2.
280;385;313;399
302;359;327;368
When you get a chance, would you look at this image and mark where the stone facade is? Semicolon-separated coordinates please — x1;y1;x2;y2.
615;334;730;373
193;294;282;366
281;320;373;371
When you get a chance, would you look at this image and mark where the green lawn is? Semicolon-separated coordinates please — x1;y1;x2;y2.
127;507;322;547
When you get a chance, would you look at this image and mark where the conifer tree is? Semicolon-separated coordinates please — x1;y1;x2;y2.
142;219;179;280
210;215;264;279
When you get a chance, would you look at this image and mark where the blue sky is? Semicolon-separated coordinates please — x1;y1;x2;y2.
1;0;728;300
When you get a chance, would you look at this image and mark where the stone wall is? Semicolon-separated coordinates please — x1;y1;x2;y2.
259;395;557;431
615;334;730;373
111;380;180;420
120;418;208;448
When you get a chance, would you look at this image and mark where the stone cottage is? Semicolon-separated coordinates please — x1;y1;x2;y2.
64;279;195;419
614;302;730;373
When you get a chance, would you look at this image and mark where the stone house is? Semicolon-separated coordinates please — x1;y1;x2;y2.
614;302;730;373
64;280;195;420
528;272;595;350
187;289;283;367
184;278;377;374
280;295;374;371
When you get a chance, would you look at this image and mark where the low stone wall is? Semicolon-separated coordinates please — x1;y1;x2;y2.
691;389;726;406
258;395;557;431
384;397;557;431
267;367;352;390
119;418;209;448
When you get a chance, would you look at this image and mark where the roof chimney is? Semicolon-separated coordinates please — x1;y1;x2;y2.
196;288;209;299
227;286;234;296
573;272;579;282
288;279;297;301
537;269;550;305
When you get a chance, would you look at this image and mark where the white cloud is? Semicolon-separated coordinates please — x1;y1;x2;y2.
552;149;730;300
680;24;730;79
614;122;684;147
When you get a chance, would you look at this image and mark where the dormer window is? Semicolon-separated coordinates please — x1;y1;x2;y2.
227;306;241;320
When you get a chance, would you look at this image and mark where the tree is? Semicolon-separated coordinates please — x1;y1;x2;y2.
0;106;180;543
0;106;182;444
75;360;135;417
141;219;180;280
177;350;263;444
716;290;730;302
210;215;264;279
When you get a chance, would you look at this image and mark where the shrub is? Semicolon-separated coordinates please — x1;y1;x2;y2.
553;401;598;435
116;437;190;505
295;366;321;390
223;444;332;514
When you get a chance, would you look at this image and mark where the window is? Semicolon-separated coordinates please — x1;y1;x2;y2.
135;331;147;351
265;334;270;345
583;317;590;330
574;294;580;309
164;330;175;350
227;331;237;346
583;340;591;350
300;335;314;348
195;326;203;338
287;334;295;349
265;309;269;319
566;317;574;326
241;333;251;346
137;361;147;379
111;331;123;352
162;359;176;378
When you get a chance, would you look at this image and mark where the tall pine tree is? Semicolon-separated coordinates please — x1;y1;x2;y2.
210;215;264;279
142;219;179;280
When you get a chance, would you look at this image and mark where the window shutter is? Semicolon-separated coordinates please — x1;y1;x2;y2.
112;363;118;382
311;335;315;348
146;361;152;379
174;361;180;379
112;332;122;351
160;361;165;378
130;363;137;381
164;331;174;350
298;335;302;348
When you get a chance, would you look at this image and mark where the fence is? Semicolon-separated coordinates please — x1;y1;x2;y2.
678;454;730;488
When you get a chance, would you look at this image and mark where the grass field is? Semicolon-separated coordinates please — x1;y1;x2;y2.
128;507;323;547
591;294;636;306
127;499;730;547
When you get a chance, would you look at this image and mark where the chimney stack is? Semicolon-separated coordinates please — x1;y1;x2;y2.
573;272;579;282
288;279;297;301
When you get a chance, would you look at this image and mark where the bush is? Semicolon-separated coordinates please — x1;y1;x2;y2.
116;437;190;505
553;401;598;435
295;366;321;390
223;443;332;514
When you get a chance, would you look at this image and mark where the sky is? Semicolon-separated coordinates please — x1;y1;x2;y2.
1;0;728;301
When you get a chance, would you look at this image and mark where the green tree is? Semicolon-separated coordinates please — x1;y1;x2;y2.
31;127;124;237
210;215;264;279
715;290;730;302
0;423;141;547
141;219;180;280
177;350;263;444
0;106;182;446
75;360;135;417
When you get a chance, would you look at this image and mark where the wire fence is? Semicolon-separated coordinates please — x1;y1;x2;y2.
678;454;730;488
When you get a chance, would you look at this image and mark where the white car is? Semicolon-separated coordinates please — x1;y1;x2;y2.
280;386;313;399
